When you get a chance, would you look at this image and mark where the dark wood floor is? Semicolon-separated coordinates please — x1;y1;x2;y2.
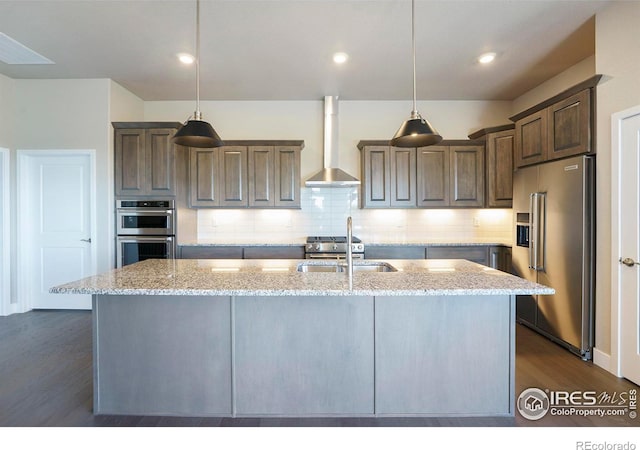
0;310;637;427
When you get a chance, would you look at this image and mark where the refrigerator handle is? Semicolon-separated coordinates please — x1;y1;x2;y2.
536;193;546;272
529;193;536;270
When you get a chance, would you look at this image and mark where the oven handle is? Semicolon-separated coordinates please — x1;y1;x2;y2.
116;210;174;215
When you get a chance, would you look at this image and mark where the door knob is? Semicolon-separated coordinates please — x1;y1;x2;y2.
80;238;92;243
619;257;639;267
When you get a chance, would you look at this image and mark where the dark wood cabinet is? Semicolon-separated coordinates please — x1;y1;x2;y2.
180;245;243;259
365;245;426;259
114;123;180;197
450;145;484;207
547;89;591;161
249;146;301;208
190;141;303;209
219;146;248;207
179;245;304;259
489;246;512;273
511;76;600;169
189;148;220;207
360;145;417;208
360;145;391;208
390;147;417;207
469;125;514;208
426;245;489;265
242;246;305;259
416;146;449;207
514;110;547;168
360;141;484;209
274;146;301;208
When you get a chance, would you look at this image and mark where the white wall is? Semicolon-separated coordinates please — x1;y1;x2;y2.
145;99;514;244
0;74;15;150
14;79;113;287
0;74;14;315
594;1;640;361
511;55;596;115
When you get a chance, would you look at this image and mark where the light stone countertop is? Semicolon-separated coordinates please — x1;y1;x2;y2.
178;241;512;247
50;258;553;297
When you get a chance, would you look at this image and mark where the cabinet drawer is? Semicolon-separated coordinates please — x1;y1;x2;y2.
426;246;489;265
243;246;305;259
179;246;243;259
365;246;426;259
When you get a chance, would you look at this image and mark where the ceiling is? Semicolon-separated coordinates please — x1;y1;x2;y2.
0;0;611;101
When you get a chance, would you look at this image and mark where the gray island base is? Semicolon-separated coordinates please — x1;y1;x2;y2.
52;259;553;418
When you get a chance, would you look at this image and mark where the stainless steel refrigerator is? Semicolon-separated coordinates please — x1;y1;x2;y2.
512;155;595;360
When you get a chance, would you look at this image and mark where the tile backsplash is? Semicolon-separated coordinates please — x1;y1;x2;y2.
197;187;513;244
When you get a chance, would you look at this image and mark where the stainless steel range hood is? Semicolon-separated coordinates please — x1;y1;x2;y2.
305;96;360;187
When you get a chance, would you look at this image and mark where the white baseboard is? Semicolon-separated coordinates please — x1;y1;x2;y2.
592;347;614;374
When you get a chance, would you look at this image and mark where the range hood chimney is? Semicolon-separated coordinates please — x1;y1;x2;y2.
305;96;360;187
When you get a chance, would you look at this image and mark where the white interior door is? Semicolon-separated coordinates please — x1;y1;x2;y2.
613;108;640;386
18;151;95;310
0;148;9;316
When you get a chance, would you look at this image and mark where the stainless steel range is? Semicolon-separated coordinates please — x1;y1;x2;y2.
305;236;364;260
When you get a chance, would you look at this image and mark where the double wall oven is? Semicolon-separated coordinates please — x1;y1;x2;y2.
116;200;176;267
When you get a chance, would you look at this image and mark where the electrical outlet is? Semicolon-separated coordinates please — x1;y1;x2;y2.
473;217;480;227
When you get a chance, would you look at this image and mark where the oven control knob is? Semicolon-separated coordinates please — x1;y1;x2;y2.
315;243;321;251
332;244;338;250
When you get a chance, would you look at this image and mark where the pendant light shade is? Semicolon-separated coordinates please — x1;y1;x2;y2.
172;0;224;148
173;115;223;148
390;0;441;148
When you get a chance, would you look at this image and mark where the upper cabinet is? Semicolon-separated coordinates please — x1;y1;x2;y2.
248;146;301;208
359;145;416;208
510;76;600;169
359;140;484;209
469;125;514;208
189;141;303;209
114;122;182;197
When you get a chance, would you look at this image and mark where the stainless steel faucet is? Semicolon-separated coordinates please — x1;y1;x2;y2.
346;216;353;289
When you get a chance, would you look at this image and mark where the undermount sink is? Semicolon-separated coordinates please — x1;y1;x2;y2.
296;261;398;273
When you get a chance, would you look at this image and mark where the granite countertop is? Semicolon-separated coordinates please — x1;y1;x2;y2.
179;241;512;247
50;258;553;297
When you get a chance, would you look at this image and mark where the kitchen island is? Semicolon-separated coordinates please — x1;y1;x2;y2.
51;258;553;418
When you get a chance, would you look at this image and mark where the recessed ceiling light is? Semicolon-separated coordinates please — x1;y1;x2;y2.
333;52;349;64
178;53;195;65
478;52;497;64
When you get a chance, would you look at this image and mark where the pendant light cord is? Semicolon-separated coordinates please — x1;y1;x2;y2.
195;0;201;118
411;0;417;118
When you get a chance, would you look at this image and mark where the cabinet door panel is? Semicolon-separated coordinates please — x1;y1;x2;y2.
189;148;219;207
416;146;449;207
390;148;416;207
450;146;484;207
147;129;176;195
548;89;591;161
179;245;243;259
487;130;514;207
219;146;248;207
115;129;146;195
274;146;301;208
248;147;274;207
361;146;390;207
515;110;547;168
427;246;489;265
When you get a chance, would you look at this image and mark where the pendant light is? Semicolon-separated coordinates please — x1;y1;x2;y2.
173;0;224;148
390;0;442;148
